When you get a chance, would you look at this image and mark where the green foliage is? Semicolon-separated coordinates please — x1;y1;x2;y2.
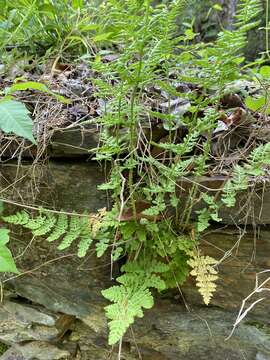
3;210;96;258
5;81;70;104
245;96;270;113
0;80;70;145
222;143;270;207
0;228;19;274
0;99;36;143
47;213;68;242
102;283;153;346
0;0;101;59
102;258;170;345
245;65;270;113
89;0;268;346
2;0;270;349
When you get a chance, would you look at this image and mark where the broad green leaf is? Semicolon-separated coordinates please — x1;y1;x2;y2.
38;4;56;14
80;24;99;32
184;29;197;40
6;81;49;93
0;245;19;273
72;0;83;9
5;81;70;104
259;66;270;78
0;229;19;273
92;32;114;42
245;96;270;114
0;100;36;143
0;228;9;245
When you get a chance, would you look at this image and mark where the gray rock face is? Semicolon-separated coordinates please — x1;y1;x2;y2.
0;161;108;212
48;126;100;158
3;226;270;359
9;259;110;331
182;227;270;317
177;176;270;225
1;162;270;225
0;126;100;159
0;342;69;360
64;303;270;360
0;301;58;344
0;300;75;359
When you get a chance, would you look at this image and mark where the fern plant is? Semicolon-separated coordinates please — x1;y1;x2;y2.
102;258;169;345
90;0;267;346
2;0;270;350
3;208;107;258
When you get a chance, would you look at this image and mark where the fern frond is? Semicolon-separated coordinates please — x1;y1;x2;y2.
102;283;154;345
2;209;101;257
3;211;47;231
96;239;110;257
24;215;47;231
47;213;68;242
235;0;262;29
33;213;57;236
101;255;173;344
187;250;218;305
3;211;30;226
57;215;82;250
78;229;93;257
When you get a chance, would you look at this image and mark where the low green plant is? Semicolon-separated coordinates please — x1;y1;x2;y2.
0;204;19;274
3;208;107;258
0;80;70;144
0;99;36;143
1;0;270;351
0;228;19;274
88;0;268;346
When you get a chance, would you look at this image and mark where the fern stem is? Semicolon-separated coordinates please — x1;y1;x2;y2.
0;198;92;218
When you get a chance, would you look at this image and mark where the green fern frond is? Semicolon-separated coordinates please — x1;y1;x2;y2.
3;211;48;231
102;285;127;303
33;213;57;236
102;256;173;344
144;274;167;291
47;213;68;242
24;215;47;231
235;0;262;29
3;211;30;226
96;239;110;257
2;210;95;257
76;215;92;257
122;258;170;275
102;283;154;345
77;227;93;258
57;215;82;250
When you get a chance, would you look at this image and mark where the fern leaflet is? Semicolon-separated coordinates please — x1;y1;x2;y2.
47;213;68;242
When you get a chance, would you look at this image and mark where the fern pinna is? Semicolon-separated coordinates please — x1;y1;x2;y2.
3;209;106;258
102;259;170;345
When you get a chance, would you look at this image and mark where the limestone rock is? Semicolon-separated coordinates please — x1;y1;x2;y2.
0;342;69;360
0;161;107;212
73;303;270;360
0;301;58;344
0;126;100;159
182;227;270;317
177;176;270;225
